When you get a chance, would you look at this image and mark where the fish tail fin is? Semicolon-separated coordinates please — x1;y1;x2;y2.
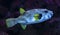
6;18;17;28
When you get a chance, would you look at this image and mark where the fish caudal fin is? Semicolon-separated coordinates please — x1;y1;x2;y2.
6;18;17;28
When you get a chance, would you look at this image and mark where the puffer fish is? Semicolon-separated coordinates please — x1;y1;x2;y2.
6;8;53;30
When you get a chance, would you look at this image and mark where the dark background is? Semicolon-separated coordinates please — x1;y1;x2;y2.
0;0;60;35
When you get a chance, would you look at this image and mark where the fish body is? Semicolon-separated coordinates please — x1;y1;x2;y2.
6;9;53;30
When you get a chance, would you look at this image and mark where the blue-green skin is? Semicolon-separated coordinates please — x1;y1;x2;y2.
6;9;53;30
16;9;53;24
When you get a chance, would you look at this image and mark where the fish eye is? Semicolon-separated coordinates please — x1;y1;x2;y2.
44;11;48;13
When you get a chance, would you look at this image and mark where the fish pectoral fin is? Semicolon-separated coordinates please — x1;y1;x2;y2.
20;24;27;30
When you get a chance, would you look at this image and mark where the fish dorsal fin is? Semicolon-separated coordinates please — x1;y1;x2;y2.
19;8;25;15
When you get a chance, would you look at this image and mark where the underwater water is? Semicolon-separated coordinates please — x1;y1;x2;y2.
0;0;60;35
